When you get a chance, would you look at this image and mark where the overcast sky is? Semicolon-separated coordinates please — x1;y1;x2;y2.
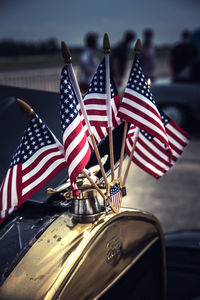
1;0;200;47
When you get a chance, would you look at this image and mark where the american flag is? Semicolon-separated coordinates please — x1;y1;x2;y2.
118;55;172;158
110;182;121;212
0;113;67;224
83;58;121;130
60;66;91;194
125;111;190;178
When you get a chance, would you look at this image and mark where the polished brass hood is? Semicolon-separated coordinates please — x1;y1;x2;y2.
0;209;166;300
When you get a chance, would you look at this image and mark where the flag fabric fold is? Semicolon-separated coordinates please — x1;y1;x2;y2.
60;66;91;194
83;58;121;145
0;113;67;223
125;111;190;178
117;55;172;159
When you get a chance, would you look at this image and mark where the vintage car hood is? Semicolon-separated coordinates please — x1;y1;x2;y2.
0;209;166;300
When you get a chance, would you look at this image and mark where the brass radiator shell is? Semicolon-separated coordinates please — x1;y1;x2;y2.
0;209;166;300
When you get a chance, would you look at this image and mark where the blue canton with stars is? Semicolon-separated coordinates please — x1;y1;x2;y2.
60;66;79;133
127;55;157;106
141;110;170;141
10;113;56;168
86;58;118;98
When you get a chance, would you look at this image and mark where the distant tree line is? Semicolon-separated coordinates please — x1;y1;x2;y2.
0;37;171;59
0;38;60;57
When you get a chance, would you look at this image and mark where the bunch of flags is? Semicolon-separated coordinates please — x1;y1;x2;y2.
0;41;190;223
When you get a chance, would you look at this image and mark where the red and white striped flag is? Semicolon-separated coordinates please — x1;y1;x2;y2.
118;55;172;159
60;66;91;195
82;58;121;146
0;113;67;224
126;111;190;178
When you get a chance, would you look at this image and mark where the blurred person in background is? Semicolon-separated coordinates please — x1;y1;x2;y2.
79;32;99;94
190;28;200;83
191;28;200;56
170;29;198;82
140;28;156;82
111;30;136;88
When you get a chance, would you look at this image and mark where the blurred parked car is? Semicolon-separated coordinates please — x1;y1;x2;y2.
152;78;200;131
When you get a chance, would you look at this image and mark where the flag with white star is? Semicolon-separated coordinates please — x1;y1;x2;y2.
60;66;91;195
118;55;172;159
83;58;121;129
0;113;67;224
125;110;190;178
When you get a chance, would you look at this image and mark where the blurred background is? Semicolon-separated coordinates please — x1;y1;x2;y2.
0;0;199;90
0;0;200;232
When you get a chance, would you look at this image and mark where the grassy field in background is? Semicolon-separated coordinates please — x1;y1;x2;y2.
0;54;65;71
0;47;171;73
0;52;83;71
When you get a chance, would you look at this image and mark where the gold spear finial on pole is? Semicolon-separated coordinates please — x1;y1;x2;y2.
103;33;111;54
118;38;141;179
133;38;141;56
16;98;34;116
61;41;72;64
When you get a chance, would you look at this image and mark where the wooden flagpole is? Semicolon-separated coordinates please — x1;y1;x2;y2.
122;77;152;186
61;41;108;191
103;33;115;181
118;121;128;178
118;39;141;179
81;170;106;201
122;127;140;186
